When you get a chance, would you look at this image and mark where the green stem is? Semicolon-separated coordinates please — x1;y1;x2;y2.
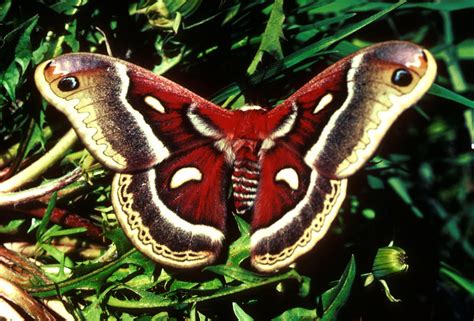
0;129;78;193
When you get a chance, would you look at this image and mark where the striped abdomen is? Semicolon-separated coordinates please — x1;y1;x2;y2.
231;146;260;214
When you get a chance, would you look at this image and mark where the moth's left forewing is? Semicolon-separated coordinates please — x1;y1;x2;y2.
34;53;230;172
35;54;168;172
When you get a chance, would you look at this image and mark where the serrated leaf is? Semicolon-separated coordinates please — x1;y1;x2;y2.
104;227;134;255
30;249;144;297
40;243;74;274
197;278;223;290
1;16;38;101
107;269;302;309
170;279;199;291
205;265;265;284
247;0;285;75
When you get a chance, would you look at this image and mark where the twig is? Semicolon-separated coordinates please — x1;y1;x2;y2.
0;168;83;206
0;129;78;193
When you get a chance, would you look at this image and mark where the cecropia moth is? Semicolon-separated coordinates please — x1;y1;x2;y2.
34;41;436;272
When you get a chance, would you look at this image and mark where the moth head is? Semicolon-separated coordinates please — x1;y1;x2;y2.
355;41;437;107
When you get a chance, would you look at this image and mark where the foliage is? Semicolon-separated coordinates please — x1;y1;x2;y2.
0;0;473;320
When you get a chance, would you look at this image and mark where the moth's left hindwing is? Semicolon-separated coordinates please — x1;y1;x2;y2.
35;53;233;268
111;144;231;268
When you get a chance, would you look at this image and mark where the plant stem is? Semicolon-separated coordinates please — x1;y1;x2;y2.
0;129;78;193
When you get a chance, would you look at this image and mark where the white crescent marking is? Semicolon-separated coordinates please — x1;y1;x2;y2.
144;96;166;113
170;167;202;189
146;170;222;240
275;167;299;190
313;93;333;114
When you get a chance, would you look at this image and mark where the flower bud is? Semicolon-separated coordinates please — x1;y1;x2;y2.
372;245;408;279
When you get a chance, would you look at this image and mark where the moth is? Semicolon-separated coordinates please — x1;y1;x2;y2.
35;41;436;272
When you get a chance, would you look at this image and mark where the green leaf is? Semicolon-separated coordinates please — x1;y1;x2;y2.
272;307;317;321
0;218;25;233
36;192;57;242
362;208;376;220
367;175;385;190
170;279;199;291
197;278;223;290
429;83;474;109
30;249;144;297
0;0;11;21
403;1;474;12
63;19;80;52
40;243;74;280
298;275;312;298
50;0;82;15
464;110;474;149
233;302;254;321
319;255;356;321
104;227;134;255
270;0;405;79
205;265;266;284
440;262;474;296
247;0;285;75
213;0;406;104
388;177;423;218
41;226;87;240
456;39;474;60
106;269;302;309
1;15;38;101
226;215;251;266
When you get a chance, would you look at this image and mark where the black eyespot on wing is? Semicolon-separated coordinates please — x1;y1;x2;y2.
58;76;79;91
391;69;413;87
